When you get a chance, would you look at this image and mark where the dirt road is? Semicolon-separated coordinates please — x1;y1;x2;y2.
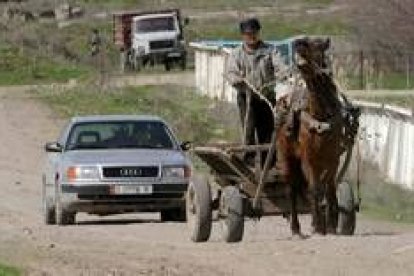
0;89;413;276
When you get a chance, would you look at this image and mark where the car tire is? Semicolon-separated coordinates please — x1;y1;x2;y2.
44;201;56;225
55;196;75;226
42;176;56;225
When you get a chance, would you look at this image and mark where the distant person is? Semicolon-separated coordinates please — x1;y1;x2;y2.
89;28;102;56
226;18;289;165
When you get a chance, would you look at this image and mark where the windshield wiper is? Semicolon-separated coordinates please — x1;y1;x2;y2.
115;144;167;149
66;144;110;150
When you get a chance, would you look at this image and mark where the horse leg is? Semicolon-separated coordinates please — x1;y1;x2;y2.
302;163;326;235
289;175;301;236
325;176;338;234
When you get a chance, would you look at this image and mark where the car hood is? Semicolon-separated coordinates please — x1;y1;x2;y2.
61;149;188;167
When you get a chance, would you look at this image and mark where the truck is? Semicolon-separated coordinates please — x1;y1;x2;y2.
113;9;188;72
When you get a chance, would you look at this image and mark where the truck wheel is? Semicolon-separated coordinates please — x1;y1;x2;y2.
337;181;356;235
161;207;186;222
55;196;75;226
133;56;142;71
164;59;171;71
220;186;244;243
180;56;187;70
186;175;212;242
42;179;55;225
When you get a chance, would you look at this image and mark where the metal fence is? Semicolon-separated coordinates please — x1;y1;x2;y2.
356;101;414;190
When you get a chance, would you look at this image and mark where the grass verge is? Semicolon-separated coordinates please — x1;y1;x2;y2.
347;164;414;224
0;43;90;86
0;263;20;276
78;0;334;10
35;84;239;144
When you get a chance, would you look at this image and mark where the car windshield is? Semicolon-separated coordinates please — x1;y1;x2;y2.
136;16;175;33
66;121;176;150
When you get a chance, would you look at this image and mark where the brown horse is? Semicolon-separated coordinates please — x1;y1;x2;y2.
276;37;345;236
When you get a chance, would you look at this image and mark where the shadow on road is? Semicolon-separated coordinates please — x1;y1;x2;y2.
357;231;398;237
76;218;162;226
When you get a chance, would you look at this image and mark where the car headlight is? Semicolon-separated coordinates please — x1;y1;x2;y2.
163;166;191;178
66;166;100;181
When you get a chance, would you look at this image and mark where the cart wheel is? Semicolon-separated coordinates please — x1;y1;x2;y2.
337;181;356;235
186;175;212;242
220;186;244;243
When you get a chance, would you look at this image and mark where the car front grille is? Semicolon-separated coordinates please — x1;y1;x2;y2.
102;166;159;178
149;40;174;50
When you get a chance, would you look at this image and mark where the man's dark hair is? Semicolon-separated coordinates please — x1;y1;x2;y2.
240;18;261;33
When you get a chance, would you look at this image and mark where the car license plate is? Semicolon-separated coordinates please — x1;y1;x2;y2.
114;185;153;195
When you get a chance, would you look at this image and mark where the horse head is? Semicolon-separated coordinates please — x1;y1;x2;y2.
291;37;339;118
293;37;331;76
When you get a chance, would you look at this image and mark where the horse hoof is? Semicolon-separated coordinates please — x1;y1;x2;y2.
290;233;307;240
327;228;337;235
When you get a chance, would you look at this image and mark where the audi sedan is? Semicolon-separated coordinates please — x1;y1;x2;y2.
42;115;191;225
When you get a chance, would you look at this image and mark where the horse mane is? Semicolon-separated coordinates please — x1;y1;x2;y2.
296;62;341;119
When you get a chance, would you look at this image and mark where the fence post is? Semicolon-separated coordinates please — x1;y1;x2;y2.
406;53;411;89
359;50;365;90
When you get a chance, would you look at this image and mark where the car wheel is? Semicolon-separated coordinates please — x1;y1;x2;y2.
44;200;56;225
55;197;75;226
42;176;56;225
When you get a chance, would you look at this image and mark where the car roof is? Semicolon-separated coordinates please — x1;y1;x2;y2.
70;115;167;124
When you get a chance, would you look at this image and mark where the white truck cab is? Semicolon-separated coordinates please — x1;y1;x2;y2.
113;9;187;72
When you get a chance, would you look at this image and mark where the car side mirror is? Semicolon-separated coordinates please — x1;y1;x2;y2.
180;141;192;151
45;142;63;153
183;17;190;26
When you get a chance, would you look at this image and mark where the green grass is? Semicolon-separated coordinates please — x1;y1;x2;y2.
361;183;414;223
186;15;348;41
0;43;90;86
79;0;333;10
347;165;414;224
35;85;239;144
345;73;414;91
0;263;20;276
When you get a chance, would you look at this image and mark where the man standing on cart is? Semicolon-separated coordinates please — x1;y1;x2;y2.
226;18;289;166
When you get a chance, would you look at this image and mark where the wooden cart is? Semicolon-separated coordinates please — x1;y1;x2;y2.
186;142;358;243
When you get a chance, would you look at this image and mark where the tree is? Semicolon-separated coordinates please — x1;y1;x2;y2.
340;0;414;53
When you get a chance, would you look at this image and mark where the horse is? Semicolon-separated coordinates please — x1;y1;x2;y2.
276;37;346;236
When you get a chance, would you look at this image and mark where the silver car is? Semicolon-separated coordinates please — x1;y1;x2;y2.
42;115;191;225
